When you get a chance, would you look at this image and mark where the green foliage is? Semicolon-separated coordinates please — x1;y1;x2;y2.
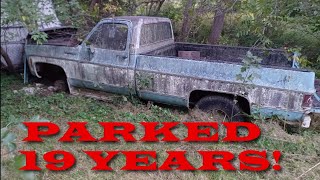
236;51;262;83
1;127;16;153
150;105;180;122
30;31;48;45
1;63;320;180
188;18;213;44
53;0;128;38
14;155;36;180
1;0;55;31
315;71;320;78
315;56;320;77
160;0;319;68
118;104;179;122
136;73;154;89
2;0;317;69
231;0;320;67
159;4;182;21
270;22;320;68
54;0;90;26
285;47;312;68
1;115;39;180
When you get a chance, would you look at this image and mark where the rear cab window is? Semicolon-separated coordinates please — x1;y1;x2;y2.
140;22;172;47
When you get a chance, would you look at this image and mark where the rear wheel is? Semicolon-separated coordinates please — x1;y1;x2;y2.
195;96;245;122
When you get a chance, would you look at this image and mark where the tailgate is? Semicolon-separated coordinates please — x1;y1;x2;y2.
312;79;320;113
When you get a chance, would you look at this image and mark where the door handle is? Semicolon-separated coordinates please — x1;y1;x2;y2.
64;51;77;55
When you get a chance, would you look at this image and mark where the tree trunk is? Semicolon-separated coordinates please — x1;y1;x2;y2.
208;6;225;44
180;0;193;42
0;46;14;72
154;0;165;15
90;0;100;10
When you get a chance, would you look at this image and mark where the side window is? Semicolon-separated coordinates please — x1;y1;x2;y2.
140;22;172;46
87;23;128;51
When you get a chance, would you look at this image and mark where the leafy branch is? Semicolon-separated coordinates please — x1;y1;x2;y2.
1;116;49;180
30;31;48;45
236;51;262;84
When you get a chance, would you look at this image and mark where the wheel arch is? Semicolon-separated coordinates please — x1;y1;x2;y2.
188;90;251;115
34;62;70;92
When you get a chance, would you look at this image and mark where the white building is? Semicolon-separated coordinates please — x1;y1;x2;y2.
1;0;61;70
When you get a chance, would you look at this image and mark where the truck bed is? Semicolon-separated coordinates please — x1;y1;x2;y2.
144;43;292;68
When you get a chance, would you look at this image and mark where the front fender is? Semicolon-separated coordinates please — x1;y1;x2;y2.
27;57;42;78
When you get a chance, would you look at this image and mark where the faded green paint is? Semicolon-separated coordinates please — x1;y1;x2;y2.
251;106;304;121
69;78;130;95
139;91;188;107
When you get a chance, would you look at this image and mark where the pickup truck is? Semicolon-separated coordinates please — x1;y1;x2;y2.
24;16;320;126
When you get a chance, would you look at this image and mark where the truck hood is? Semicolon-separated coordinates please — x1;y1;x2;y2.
27;27;80;47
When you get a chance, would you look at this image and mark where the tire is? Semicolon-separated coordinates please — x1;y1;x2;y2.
54;80;68;92
195;96;245;122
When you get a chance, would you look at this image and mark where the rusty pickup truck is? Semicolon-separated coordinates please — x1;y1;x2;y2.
24;16;319;126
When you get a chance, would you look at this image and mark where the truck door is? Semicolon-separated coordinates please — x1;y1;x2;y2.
80;20;132;95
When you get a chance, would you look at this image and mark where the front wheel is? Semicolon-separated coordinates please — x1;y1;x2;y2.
54;80;68;92
195;96;245;122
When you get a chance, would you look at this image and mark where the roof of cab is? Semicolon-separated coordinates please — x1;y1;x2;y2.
101;16;171;24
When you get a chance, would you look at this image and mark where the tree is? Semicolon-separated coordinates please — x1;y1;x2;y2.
180;0;194;41
208;0;238;44
139;0;166;15
208;0;225;44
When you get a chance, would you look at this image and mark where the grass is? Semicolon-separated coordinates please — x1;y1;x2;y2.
1;72;320;180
